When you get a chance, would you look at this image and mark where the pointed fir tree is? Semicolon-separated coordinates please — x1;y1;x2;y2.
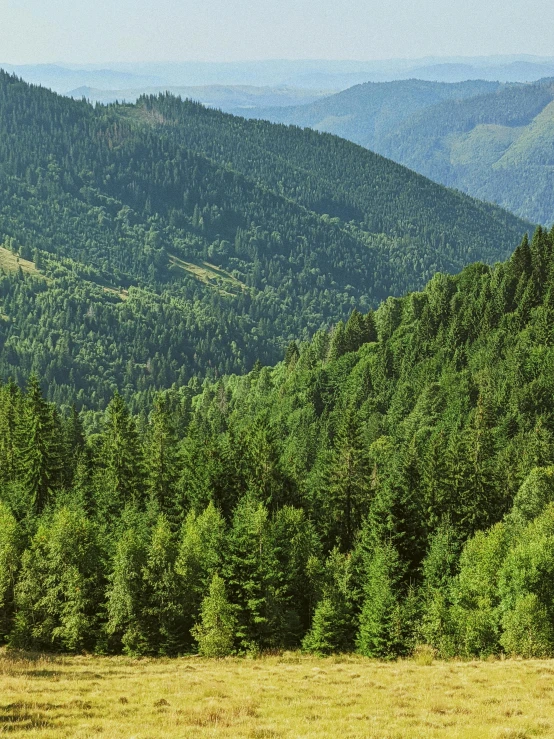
141;514;185;655
284;341;300;368
223;495;278;651
328;320;347;361
191;573;236;657
105;525;149;655
175;502;226;646
145;394;181;526
344;309;373;353
357;541;409;659
17;375;61;514
0;379;22;486
326;405;371;551
419;522;459;655
12;506;104;652
302;548;354;655
63;403;85;487
96;392;144;519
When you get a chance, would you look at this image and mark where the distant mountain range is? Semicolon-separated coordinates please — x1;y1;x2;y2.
247;77;554;225
67;85;335;111
4;55;554;94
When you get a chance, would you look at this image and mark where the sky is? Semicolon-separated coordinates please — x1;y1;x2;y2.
2;0;554;65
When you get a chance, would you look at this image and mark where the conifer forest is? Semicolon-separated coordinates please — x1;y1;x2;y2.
2;69;554;664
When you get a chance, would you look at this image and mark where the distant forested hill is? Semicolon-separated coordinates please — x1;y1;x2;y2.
0;71;529;407
243;78;502;143
248;78;554;225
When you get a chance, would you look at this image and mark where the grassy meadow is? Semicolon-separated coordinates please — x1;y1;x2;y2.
2;651;554;738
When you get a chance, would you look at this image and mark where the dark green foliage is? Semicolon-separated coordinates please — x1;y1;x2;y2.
0;501;20;641
303;549;354;655
95;393;145;519
3;225;554;656
18;375;61;514
357;542;407;659
0;71;529;409
256;76;554;224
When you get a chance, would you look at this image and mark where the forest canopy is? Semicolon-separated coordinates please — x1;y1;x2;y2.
0;70;531;409
2;227;554;658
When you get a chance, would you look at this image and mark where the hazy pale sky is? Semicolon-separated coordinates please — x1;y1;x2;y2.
2;0;554;64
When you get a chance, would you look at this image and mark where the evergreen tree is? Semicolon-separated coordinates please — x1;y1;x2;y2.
141;514;185;654
303;548;354;654
12;506;104;651
105;525;149;655
223;495;278;651
0;379;22;486
63;404;86;487
175;502;226;645
96;393;144;519
325;406;370;551
191;573;236;657
17;375;61;514
357;542;410;658
420;523;459;655
328;321;347;361
145;395;181;525
0;502;20;641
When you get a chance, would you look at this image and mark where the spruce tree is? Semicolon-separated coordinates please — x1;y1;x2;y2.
63;404;86;486
191;573;236;657
328;321;347;361
327;406;370;551
303;548;354;655
17;375;60;514
96;392;144;518
145;394;181;525
357;542;407;659
142;514;184;654
420;523;459;655
12;506;104;651
105;526;149;655
175;502;226;644
0;379;22;486
223;495;278;651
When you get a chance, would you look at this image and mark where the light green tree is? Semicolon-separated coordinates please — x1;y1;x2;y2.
191;573;236;657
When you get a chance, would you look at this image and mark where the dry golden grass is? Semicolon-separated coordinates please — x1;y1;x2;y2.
1;649;554;738
0;247;43;278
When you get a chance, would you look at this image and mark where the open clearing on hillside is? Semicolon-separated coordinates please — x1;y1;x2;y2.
0;247;43;278
169;254;247;295
1;652;554;738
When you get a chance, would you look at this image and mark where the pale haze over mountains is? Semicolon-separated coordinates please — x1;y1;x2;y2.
4;56;554;96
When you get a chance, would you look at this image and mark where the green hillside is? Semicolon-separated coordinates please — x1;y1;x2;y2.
3;227;554;659
245;78;501;144
255;77;554;225
0;71;530;407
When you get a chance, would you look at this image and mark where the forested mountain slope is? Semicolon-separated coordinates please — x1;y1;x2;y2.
250;78;554;225
2;227;554;658
379;78;554;224
242;78;501;144
0;71;529;407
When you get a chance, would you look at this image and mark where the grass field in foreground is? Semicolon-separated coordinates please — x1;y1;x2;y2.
1;651;554;738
